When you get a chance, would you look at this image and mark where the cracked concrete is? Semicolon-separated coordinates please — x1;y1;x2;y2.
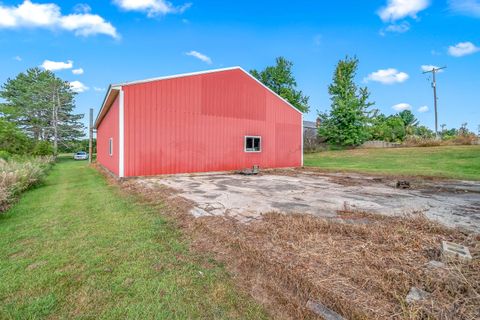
137;171;480;231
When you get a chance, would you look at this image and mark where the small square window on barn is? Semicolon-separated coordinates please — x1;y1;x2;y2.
245;136;261;152
108;138;113;156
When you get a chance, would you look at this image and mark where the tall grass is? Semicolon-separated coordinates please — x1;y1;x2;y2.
0;156;54;212
403;134;479;147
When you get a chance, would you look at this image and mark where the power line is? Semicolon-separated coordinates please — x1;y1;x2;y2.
423;66;446;138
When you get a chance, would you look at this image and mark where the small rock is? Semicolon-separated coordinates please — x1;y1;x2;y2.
406;287;430;305
190;207;211;217
306;300;345;320
426;260;445;269
104;267;112;273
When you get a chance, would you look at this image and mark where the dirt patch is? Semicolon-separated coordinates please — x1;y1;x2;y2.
116;174;480;319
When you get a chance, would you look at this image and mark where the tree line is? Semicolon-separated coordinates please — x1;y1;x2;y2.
0;68;85;157
253;56;477;147
1;59;476;158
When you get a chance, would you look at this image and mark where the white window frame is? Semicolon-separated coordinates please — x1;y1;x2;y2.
108;137;113;156
244;136;262;153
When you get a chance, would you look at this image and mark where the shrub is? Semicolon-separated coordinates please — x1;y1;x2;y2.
403;136;443;147
452;133;478;145
0;118;32;155
0;150;11;160
32;141;54;156
403;134;479;147
0;156;54;212
369;115;406;142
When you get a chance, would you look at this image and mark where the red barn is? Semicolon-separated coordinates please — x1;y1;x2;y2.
94;67;303;178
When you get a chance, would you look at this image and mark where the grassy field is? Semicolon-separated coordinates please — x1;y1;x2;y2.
304;145;480;180
0;158;266;319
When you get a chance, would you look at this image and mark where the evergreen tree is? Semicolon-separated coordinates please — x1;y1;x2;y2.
0;68;85;154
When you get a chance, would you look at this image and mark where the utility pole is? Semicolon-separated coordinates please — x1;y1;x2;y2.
423;66;446;138
89;108;93;164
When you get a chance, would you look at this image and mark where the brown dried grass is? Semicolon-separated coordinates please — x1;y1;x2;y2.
108;171;480;320
403;135;479;147
0;156;54;212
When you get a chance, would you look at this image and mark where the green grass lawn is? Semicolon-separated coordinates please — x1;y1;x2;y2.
0;158;266;319
304;145;480;180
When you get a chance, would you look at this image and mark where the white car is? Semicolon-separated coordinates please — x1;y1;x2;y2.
73;151;89;160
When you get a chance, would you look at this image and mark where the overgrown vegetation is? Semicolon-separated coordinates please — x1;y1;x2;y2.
304;145;480;180
0;156;54;212
0;159;266;319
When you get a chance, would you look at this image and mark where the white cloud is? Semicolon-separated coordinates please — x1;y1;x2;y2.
378;0;430;22
94;87;105;92
0;1;118;38
392;103;412;111
60;13;118;38
185;50;212;64
13;56;22;61
69;81;89;93
448;0;480;17
418;105;429;113
73;3;91;14
448;41;480;57
72;68;84;75
41;59;73;71
113;0;191;17
365;68;409;84
421;65;444;72
384;21;411;33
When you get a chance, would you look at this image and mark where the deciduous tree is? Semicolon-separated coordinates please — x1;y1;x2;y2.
318;56;374;146
250;57;310;113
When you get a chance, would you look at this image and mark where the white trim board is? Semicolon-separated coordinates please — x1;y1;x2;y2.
118;87;125;178
301;114;304;166
94;85;120;128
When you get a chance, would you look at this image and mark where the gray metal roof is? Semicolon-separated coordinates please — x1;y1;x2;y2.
303;120;317;129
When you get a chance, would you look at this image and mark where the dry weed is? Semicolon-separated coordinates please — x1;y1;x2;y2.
0;156;54;212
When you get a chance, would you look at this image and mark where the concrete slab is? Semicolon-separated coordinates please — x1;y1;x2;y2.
137;171;480;231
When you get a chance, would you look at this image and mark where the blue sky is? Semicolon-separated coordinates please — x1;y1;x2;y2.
0;0;479;133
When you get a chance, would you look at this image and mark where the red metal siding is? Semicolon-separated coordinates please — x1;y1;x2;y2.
97;95;119;175
123;69;302;177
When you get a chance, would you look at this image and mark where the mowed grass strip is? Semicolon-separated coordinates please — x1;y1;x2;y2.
304;145;480;180
0;158;266;319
